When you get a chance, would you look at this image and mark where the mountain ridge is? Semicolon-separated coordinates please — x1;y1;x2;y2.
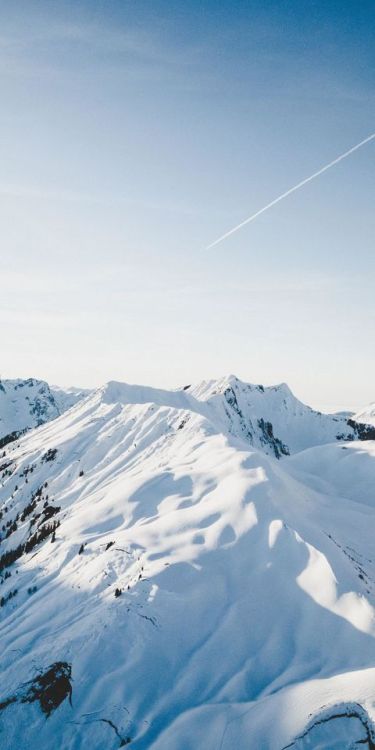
2;374;374;460
0;375;375;747
92;374;375;457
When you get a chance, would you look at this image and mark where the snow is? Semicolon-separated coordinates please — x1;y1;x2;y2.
50;384;92;415
0;376;375;748
287;440;375;508
355;403;375;426
96;374;370;457
0;378;90;440
189;374;358;454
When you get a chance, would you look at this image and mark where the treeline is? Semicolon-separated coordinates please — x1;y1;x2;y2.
0;520;60;574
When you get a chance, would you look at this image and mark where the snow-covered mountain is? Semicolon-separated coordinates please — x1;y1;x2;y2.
78;375;375;459
50;384;92;415
1;374;372;458
0;378;90;445
354;403;375;427
1;376;375;749
187;374;375;455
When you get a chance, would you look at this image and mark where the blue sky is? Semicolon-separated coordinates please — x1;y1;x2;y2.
1;0;374;410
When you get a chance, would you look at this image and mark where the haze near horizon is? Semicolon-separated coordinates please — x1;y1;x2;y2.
1;0;374;410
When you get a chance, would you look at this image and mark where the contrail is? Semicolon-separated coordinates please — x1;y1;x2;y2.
206;132;375;250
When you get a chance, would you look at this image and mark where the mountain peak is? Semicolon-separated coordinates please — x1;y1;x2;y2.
0;378;89;442
1;372;375;749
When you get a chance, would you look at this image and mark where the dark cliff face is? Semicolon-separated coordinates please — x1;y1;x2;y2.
222;380;375;458
347;418;375;441
223;385;289;458
257;418;290;458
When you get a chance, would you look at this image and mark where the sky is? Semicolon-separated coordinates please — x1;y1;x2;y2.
0;0;374;411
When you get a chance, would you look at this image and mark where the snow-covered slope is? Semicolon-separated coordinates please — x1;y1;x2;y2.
187;374;374;456
50;384;91;415
1;374;372;458
1;381;375;748
84;375;375;458
354;403;375;427
286;440;375;508
0;378;90;443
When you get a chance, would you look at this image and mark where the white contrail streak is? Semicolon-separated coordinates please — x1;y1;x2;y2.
206;132;375;250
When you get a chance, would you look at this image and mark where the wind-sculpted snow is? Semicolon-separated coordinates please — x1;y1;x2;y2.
0;382;375;748
287;440;375;508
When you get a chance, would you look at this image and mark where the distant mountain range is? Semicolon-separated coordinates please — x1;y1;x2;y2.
0;374;374;454
0;378;90;445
